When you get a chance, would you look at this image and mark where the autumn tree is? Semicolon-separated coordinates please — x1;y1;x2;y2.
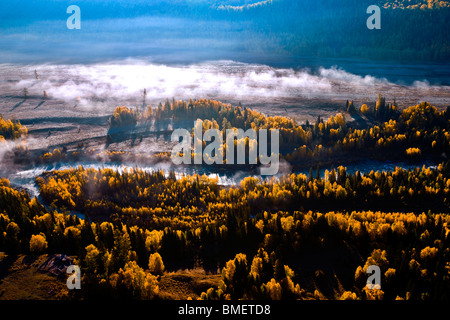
29;233;48;254
361;104;369;114
5;222;20;254
148;252;165;276
109;261;159;299
110;106;138;127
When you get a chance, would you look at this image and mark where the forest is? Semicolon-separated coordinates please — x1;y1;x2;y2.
20;95;449;172
102;96;450;169
2;96;450;300
3;0;449;63
1;161;449;300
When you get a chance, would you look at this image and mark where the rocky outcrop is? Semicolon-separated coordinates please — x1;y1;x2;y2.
38;254;73;277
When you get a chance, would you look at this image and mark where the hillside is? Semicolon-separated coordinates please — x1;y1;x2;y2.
1;0;449;62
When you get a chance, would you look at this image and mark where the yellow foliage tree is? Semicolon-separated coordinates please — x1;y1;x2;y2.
264;278;282;300
339;291;358;300
110;261;159;299
361;104;368;114
148;252;165;276
29;233;48;254
362;286;384;300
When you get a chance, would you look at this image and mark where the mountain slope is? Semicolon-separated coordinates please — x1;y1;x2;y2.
1;0;449;62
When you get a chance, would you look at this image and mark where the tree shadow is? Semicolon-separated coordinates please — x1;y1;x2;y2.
10;99;25;111
0;254;16;281
348;109;371;129
34;100;46;110
21;254;39;266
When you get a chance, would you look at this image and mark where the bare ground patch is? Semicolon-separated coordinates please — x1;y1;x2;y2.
0;253;70;300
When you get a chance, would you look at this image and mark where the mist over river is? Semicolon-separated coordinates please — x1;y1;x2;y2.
1;9;449;210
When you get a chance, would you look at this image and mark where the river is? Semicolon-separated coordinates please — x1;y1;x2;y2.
4;158;436;203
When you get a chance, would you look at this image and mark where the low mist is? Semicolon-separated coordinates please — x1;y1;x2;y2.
4;60;449;112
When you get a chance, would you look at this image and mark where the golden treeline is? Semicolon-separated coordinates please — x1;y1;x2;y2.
107;99;450;168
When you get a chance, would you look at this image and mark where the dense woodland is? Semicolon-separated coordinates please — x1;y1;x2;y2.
2;97;450;300
105;96;450;169
1;162;450;300
32;96;450;169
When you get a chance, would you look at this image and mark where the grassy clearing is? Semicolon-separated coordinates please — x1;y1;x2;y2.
158;268;222;300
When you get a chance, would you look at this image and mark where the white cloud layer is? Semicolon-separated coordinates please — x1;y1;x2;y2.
2;59;449;109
